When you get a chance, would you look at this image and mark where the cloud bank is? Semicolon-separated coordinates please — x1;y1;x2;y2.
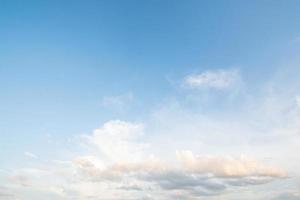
2;120;286;200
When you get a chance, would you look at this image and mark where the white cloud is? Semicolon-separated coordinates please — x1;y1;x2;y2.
5;155;285;199
176;151;286;178
24;152;38;159
85;120;146;163
3;120;286;200
101;93;134;110
296;96;300;107
3;66;300;199
183;69;240;89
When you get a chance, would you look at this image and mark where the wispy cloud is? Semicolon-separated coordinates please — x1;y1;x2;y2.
176;150;286;177
296;96;300;107
101;93;134;110
183;69;240;90
24;152;38;159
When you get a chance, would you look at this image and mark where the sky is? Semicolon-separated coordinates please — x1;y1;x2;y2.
1;0;300;199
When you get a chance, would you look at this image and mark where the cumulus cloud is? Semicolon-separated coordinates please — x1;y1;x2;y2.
1;120;286;200
5;63;300;199
2;120;287;199
85;120;146;163
183;69;240;90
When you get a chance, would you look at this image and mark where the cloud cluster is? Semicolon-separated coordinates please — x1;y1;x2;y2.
3;120;286;200
2;67;300;199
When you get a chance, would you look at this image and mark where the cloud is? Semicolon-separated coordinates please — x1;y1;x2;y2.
84;120;146;163
68;150;286;198
24;152;38;159
3;66;300;199
272;191;300;200
183;69;240;90
0;186;14;199
101;93;134;110
176;151;286;177
296;96;300;107
2;120;287;199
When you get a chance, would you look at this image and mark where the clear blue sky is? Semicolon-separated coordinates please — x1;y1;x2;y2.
1;1;300;199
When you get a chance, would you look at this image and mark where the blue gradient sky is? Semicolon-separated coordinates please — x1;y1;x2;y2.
1;1;300;199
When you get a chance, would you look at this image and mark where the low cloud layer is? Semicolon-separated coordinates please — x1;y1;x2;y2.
2;120;286;200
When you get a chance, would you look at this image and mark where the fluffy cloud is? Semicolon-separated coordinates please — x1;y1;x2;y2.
183;69;240;89
2;120;286;199
85;120;146;163
3;67;300;199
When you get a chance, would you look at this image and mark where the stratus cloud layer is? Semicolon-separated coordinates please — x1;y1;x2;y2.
2;120;286;200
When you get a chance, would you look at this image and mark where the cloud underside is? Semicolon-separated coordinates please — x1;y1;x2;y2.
5;121;286;200
272;192;300;200
72;152;285;199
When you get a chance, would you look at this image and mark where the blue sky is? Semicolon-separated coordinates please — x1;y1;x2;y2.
1;1;300;199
